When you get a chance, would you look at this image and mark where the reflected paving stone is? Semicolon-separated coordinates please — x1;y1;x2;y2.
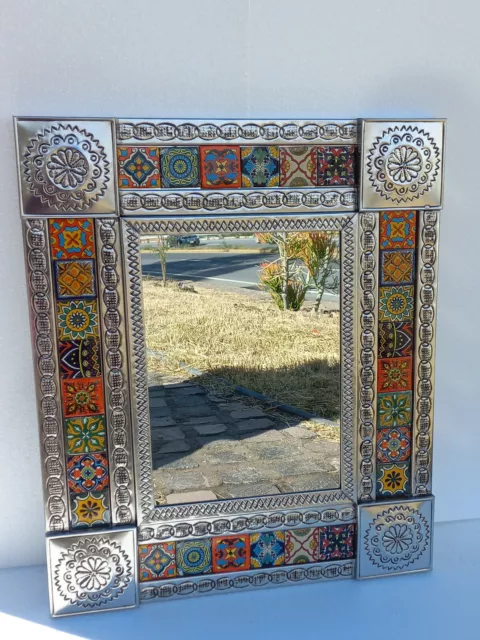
149;407;172;418
149;398;167;408
270;458;335;477
192;423;227;436
282;426;315;439
150;417;177;428
154;440;191;455
166;490;217;504
170;385;206;396
235;418;275;432
230;408;266;419
304;440;341;456
217;466;276;485
279;472;340;493
173;406;218;419
238;430;286;443
247;442;302;460
220;482;281;498
182;416;224;426
151;427;186;442
195;449;247;465
218;402;249;411
156;470;219;493
154;456;199;470
169;395;210;408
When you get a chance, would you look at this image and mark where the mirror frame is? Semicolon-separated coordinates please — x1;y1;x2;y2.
15;117;444;616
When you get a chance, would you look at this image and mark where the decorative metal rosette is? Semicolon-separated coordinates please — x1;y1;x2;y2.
23;124;109;212
54;536;132;608
364;505;429;571
367;126;440;203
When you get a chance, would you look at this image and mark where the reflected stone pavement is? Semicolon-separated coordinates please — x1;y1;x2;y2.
149;373;340;505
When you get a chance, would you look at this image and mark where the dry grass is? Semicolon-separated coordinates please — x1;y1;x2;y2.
143;279;341;420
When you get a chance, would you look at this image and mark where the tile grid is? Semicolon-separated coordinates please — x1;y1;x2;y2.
49;218;111;529
376;211;418;498
138;525;355;582
116;144;357;190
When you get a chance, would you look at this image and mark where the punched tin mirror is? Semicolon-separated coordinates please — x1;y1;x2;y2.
15;117;444;616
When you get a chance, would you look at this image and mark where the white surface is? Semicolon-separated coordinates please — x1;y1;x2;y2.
0;519;478;638
0;0;479;568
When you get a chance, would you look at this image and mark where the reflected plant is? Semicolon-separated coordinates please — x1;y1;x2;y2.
258;260;307;311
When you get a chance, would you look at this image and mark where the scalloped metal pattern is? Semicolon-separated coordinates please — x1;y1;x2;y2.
412;211;439;494
96;219;136;524
23;219;69;531
358;212;378;501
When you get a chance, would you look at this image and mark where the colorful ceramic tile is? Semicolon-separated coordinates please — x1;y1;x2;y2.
160;147;200;188
241;146;280;188
250;532;285;568
50;219;95;260
176;540;212;576
212;536;250;573
139;543;177;581
117;146;160;189
54;259;96;300
285;528;319;565
379;286;414;322
317;145;356;186
279;146;317;187
62;377;105;418
378;322;414;358
71;490;110;528
377;463;410;497
319;525;355;562
66;415;106;454
67;453;109;494
380;211;417;249
378;392;412;428
200;146;241;188
380;250;415;286
58;338;102;379
57;300;99;341
378;357;413;393
377;427;412;463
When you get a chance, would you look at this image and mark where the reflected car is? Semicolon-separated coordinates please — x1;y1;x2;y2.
169;235;200;247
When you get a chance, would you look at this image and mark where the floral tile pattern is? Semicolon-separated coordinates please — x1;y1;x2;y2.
377;427;412;463
177;540;212;576
212;536;250;573
139;543;177;581
62;377;105;418
241;146;280;188
200;146;241;188
117;146;161;188
380;211;417;249
378;391;412;428
67;453;109;494
380;250;415;286
378;322;414;358
378;357;413;393
317;145;355;186
319;525;355;561
285;528;319;565
377;463;410;497
58;338;102;379
66;415;106;454
250;532;285;568
279;146;317;187
57;299;99;341
54;259;96;300
160;147;200;188
50;219;95;260
71;490;110;529
379;286;414;322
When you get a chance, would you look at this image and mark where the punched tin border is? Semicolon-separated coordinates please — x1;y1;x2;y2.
122;213;357;525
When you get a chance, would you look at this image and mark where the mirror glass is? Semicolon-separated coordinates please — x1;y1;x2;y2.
141;231;341;505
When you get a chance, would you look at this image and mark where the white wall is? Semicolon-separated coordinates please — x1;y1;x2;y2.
0;0;478;569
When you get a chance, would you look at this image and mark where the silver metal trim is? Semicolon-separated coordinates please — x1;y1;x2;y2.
95;219;136;524
139;504;356;543
412;211;439;494
116;119;358;145
140;559;355;602
357;212;378;501
119;188;356;216
23;218;69;532
122;213;357;525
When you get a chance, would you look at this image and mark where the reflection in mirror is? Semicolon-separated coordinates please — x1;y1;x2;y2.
141;231;341;506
